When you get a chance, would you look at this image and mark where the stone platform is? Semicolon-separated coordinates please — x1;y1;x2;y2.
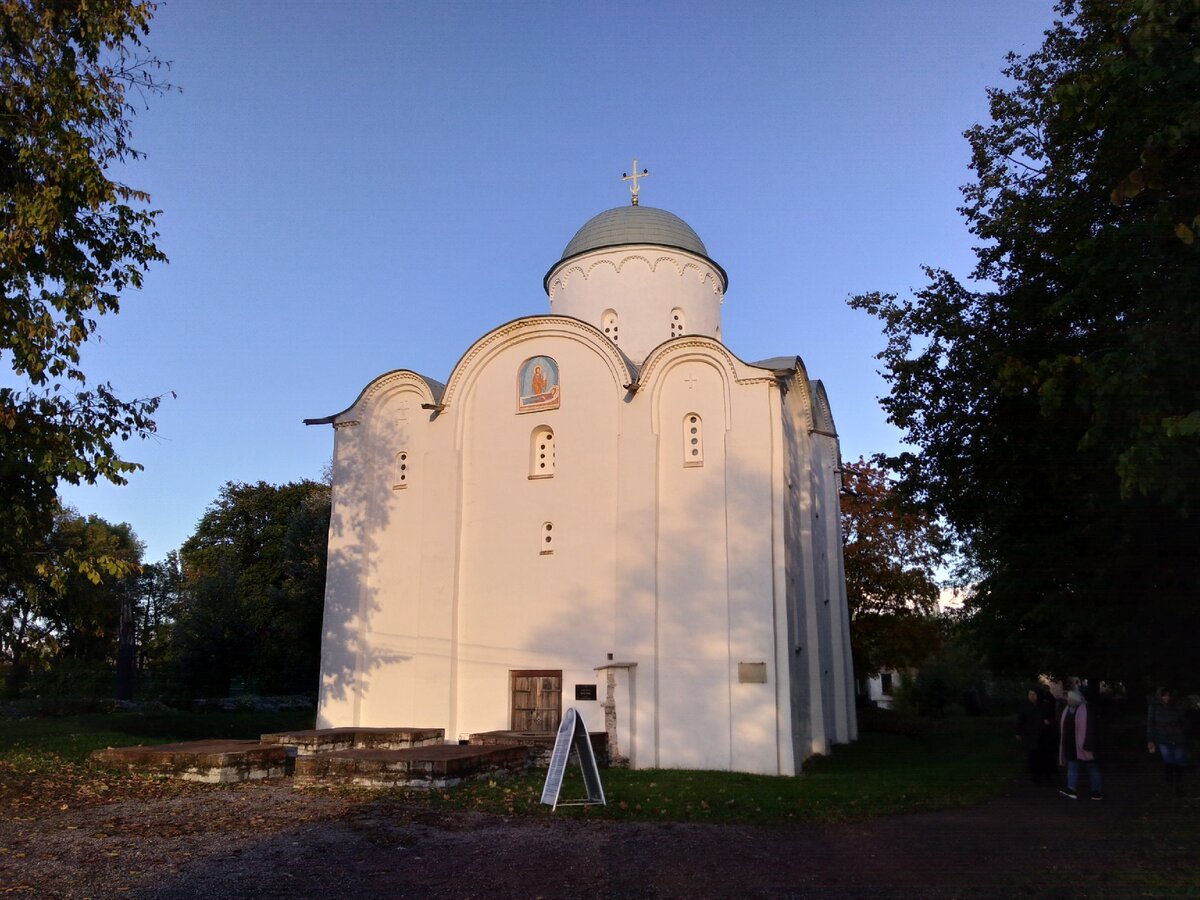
87;726;594;786
89;739;288;783
293;743;529;788
470;729;608;767
259;726;444;756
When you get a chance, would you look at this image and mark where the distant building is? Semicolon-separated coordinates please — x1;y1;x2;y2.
307;194;856;773
864;671;901;709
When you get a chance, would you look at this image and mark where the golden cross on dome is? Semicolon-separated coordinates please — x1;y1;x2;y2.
622;159;649;206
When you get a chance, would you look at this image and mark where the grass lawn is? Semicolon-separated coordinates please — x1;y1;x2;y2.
0;708;1020;825
0;708;317;771
413;715;1020;824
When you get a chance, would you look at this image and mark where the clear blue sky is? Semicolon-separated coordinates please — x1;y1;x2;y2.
59;0;1057;561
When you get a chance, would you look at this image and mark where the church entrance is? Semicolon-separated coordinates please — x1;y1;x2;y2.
509;670;562;732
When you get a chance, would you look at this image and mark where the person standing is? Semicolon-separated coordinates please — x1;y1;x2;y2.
1035;685;1059;781
1060;689;1102;800
1017;691;1056;782
1017;688;1050;782
1147;688;1188;791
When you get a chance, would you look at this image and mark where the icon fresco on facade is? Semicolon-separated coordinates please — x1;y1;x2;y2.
518;356;560;413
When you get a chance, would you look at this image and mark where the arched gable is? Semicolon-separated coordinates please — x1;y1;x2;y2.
640;337;776;434
304;369;445;428
811;379;838;437
748;355;825;436
439;315;635;446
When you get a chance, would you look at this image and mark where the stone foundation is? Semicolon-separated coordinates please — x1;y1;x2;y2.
259;726;444;756
469;730;608;767
293;743;529;788
89;740;288;783
86;727;572;788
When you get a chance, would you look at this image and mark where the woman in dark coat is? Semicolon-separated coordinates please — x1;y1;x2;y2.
1147;688;1188;790
1035;685;1058;780
1017;689;1049;782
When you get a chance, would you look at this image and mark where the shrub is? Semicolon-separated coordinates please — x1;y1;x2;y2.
893;641;991;717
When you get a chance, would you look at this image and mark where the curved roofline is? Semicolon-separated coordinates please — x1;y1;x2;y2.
303;370;445;425
439;313;636;410
638;336;788;389
544;242;728;294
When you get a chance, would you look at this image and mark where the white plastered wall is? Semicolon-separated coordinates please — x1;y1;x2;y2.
451;326;624;736
314;321;855;773
640;341;784;773
547;246;724;364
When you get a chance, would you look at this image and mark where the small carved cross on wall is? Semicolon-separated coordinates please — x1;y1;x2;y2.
397;400;411;422
683;375;698;390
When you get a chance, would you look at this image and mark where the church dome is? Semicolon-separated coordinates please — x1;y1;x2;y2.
546;205;726;293
560;205;709;260
543;201;728;362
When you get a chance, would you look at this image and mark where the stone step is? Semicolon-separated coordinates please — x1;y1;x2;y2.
87;727;582;788
293;743;529;788
89;740;288;784
469;730;608;767
259;726;444;756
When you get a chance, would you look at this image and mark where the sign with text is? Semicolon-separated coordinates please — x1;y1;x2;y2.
539;707;606;810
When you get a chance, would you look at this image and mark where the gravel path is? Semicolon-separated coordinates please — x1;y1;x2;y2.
2;770;1195;898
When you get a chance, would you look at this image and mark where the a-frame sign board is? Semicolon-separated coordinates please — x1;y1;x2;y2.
539;707;606;810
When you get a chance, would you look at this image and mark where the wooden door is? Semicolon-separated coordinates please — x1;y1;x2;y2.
510;670;562;732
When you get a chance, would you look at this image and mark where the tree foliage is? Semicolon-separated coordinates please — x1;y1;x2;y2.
841;457;944;679
0;506;143;697
170;481;331;697
848;0;1199;689
134;550;179;674
0;0;171;582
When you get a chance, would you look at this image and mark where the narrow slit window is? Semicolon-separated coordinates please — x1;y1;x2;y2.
670;307;686;338
602;309;619;344
540;521;555;555
393;450;411;489
683;413;704;467
530;426;555;478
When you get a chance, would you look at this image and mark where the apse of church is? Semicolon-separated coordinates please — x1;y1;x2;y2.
307;173;856;774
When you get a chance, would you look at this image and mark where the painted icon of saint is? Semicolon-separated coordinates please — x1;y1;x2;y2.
518;356;560;412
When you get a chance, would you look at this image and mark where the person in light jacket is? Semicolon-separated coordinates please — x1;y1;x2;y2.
1060;689;1102;800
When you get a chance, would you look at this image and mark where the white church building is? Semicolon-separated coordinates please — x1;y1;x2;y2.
307;189;856;775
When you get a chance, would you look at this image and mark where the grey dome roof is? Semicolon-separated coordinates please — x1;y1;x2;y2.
561;206;708;258
546;205;726;292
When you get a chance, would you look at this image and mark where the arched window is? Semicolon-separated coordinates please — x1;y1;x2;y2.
540;521;555;555
670;308;686;338
602;309;619;344
530;426;555;478
393;450;411;489
683;413;704;467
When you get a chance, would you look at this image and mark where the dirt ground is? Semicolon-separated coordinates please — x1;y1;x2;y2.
2;768;1196;899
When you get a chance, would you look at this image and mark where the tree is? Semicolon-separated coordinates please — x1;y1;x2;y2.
848;0;1200;689
134;550;180;675
0;506;143;697
841;457;944;681
0;0;172;584
170;480;331;697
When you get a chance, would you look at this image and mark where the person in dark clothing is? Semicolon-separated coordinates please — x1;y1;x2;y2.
1017;688;1052;782
1147;688;1188;791
1035;685;1058;780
